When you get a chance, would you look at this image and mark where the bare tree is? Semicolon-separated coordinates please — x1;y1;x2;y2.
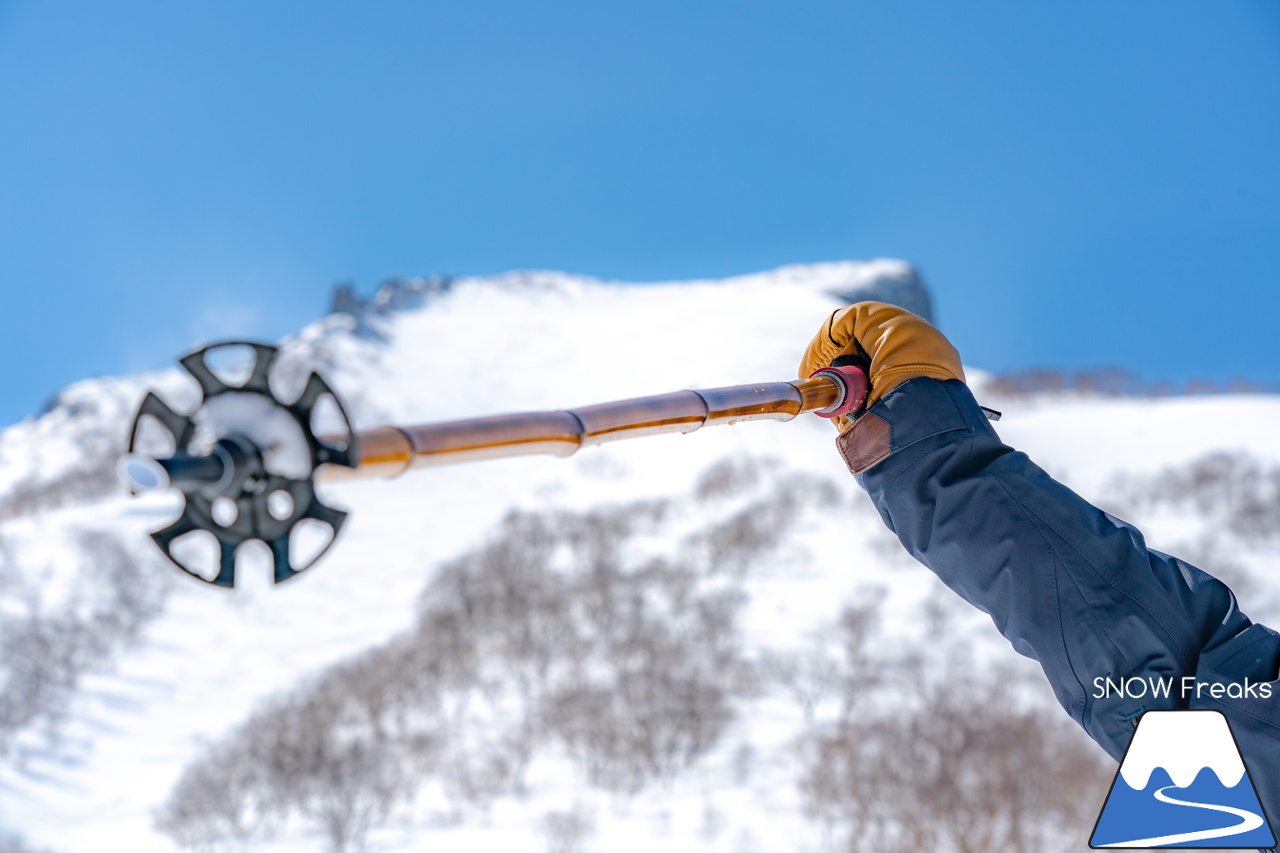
802;599;1114;853
541;805;596;853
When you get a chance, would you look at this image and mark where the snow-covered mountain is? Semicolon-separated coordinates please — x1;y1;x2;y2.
1;260;1279;853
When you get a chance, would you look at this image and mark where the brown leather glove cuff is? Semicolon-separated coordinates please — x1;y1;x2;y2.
834;412;893;475
833;377;980;475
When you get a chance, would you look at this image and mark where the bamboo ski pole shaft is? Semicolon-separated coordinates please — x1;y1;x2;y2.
318;367;867;483
121;342;868;586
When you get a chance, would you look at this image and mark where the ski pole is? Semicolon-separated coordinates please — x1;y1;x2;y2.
120;341;868;588
315;366;868;482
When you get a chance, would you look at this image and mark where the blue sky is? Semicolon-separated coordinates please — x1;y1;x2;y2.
2;1;1279;426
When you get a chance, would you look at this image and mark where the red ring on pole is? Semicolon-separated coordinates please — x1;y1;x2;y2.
809;365;869;419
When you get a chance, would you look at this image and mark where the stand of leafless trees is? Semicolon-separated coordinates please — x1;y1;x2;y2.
0;528;171;853
157;484;807;851
798;597;1116;853
156;456;1146;853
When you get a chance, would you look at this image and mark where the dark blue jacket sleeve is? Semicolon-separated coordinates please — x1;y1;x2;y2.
848;378;1280;815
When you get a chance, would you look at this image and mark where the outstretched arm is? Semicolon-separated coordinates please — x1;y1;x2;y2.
802;302;1280;814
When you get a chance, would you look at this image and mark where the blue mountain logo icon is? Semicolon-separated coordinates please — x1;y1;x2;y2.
1091;710;1275;848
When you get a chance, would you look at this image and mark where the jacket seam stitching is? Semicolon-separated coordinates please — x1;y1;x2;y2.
989;466;1195;676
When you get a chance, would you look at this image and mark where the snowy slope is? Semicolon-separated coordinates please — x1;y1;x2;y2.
1;260;1278;852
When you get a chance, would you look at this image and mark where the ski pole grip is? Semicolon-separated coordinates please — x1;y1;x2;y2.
808;365;869;419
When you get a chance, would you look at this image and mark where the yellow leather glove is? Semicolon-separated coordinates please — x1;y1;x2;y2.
798;301;965;431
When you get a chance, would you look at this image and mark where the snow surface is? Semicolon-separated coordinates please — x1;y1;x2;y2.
0;259;1278;851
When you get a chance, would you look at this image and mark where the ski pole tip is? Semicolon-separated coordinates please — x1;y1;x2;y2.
119;454;170;493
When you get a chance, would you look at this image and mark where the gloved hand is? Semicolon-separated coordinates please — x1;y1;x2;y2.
798;301;965;431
